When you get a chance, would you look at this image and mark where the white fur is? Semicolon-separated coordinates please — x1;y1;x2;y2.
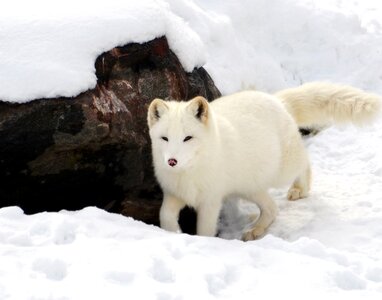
147;82;381;240
276;82;382;127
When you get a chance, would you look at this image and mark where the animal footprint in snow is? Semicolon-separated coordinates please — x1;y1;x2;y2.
106;271;136;284
53;221;77;245
32;258;68;281
150;259;174;283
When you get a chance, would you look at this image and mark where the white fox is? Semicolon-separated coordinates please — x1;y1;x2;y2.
147;82;381;240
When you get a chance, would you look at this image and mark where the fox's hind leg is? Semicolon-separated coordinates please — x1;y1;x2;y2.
243;191;278;241
287;163;311;201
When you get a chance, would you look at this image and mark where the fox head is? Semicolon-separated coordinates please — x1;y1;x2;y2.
147;96;211;172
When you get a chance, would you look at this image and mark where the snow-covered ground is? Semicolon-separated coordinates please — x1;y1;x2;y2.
1;0;382;299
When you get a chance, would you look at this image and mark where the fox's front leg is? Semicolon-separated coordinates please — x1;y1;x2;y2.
197;199;222;237
160;194;186;233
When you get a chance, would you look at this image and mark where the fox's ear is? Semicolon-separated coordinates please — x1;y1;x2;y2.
187;96;209;124
147;98;169;127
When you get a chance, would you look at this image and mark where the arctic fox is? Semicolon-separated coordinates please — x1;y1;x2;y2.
147;82;381;240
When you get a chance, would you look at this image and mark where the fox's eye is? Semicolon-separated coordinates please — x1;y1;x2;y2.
183;136;193;142
161;137;168;142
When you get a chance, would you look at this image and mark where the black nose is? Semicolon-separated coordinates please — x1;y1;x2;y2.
168;158;177;167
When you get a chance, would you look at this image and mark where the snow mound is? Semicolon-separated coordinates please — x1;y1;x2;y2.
2;0;382;102
1;206;382;299
0;0;205;102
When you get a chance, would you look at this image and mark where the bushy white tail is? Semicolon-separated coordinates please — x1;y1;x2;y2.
275;82;381;127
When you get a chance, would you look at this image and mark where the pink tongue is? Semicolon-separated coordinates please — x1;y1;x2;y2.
168;158;177;167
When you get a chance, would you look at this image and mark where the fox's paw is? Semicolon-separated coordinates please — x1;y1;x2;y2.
287;187;307;201
242;226;266;241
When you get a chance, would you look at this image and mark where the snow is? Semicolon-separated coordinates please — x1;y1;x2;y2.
3;0;382;102
0;0;205;102
1;0;382;299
